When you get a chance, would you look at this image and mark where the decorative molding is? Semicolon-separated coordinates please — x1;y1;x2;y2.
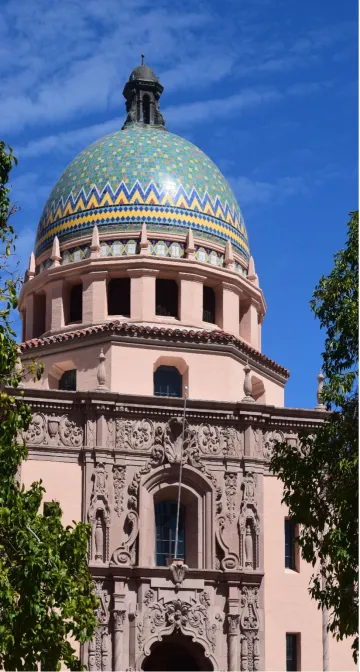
169;560;189;591
23;412;83;447
89;580;111;671
88;463;110;563
138;596;218;660
224;473;238;523
240;585;260;672
113;465;126;516
239;473;260;570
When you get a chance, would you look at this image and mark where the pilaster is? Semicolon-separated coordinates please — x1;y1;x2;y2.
82;272;107;324
24;292;34;341
45;278;64;332
129;269;158;321
179;272;206;326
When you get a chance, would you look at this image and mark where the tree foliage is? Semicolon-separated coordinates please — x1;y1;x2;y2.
0;141;98;670
271;211;358;661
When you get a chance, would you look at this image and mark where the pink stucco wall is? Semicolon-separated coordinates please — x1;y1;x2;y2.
21;459;82;526
263;475;355;671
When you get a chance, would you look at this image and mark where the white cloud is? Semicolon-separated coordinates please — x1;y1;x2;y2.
230;175;307;206
19;118;123;158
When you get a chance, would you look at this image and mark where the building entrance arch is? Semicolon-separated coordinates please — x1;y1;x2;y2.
142;633;214;671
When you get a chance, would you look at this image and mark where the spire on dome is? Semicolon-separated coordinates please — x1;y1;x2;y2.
122;58;166;130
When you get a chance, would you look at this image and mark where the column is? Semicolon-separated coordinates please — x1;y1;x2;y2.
227;614;240;671
82;272;107;324
129;269;157;321
113;609;126;672
179;272;205;326
24;292;34;340
45;279;64;332
240;298;260;350
221;282;241;337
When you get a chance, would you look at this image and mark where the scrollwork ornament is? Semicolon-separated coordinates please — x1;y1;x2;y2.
113;465;126;516
198;424;220;455
224;472;238;523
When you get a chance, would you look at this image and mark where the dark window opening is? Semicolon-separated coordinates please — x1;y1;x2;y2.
108;278;130;316
156;279;178;318
154;366;182;397
33;294;46;338
203;285;216;323
143;95;150;124
69;284;82;323
155;500;185;566
286;634;299;671
285;519;296;570
59;369;77;391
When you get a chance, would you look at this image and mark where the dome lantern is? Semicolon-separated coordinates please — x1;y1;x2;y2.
122;54;166;129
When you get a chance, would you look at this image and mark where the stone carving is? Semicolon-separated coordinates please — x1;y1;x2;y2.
87;418;96;448
239;473;260;570
115;418;243;458
169;559;189;591
240;586;260;671
198;424;220;454
113;465;126;516
138;596;218;659
199;591;211;608
227;613;240;635
107;418;115;449
116;418;154;451
113;609;126;632
143;589;155;606
255;429;285;459
88;463;110;562
113;416;219;567
89;580;111;671
224;473;238;523
215;484;240;571
23;412;83;447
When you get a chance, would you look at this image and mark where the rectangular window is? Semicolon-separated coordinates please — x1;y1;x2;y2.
285;519;297;570
286;633;300;671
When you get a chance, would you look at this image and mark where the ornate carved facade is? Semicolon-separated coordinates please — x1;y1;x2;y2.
19;388;327;671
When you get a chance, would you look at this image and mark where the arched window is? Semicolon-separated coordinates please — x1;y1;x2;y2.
154;365;182;397
156;279;178;318
155;500;185;566
59;369;76;391
203;285;216;323
108;278;130;316
69;284;82;323
143;94;150;124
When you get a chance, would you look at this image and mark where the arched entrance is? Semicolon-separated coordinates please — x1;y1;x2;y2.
142;633;214;671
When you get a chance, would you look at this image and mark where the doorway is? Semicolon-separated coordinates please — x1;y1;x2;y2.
142;633;213;671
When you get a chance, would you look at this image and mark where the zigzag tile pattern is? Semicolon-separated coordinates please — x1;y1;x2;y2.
35;125;250;260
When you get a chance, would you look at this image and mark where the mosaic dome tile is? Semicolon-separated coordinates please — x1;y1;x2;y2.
35;125;249;261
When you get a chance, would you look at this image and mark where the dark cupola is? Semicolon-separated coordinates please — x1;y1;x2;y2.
122;55;166;130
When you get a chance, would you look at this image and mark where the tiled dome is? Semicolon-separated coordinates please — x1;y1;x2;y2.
35;124;249;261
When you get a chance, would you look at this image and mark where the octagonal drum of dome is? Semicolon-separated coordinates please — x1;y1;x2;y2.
35;125;250;262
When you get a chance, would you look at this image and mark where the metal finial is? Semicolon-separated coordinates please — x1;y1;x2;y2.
141;53;145;65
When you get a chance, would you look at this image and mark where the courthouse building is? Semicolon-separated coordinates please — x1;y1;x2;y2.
18;60;354;671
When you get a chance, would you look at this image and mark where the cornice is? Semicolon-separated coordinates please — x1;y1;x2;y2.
20;321;290;381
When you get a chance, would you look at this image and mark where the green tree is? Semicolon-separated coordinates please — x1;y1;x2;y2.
0;141;98;670
271;211;358;661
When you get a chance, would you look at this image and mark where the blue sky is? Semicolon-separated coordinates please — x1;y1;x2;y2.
1;0;357;409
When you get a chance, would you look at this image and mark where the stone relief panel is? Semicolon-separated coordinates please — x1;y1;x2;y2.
240;585;260;671
88;463;111;563
254;428;285;460
88;579;111;672
113;465;126;516
136;590;221;666
110;416;225;567
239;473;260;570
23;412;83;447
